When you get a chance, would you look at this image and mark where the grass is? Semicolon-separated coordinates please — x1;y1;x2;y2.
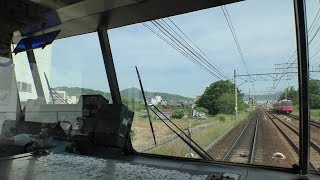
131;113;213;148
143;111;250;158
292;106;320;122
310;109;320;122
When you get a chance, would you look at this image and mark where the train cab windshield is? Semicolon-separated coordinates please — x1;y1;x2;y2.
0;32;122;157
282;101;293;107
0;0;320;179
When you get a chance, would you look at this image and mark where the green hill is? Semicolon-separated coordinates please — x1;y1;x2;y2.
121;87;194;102
53;87;194;102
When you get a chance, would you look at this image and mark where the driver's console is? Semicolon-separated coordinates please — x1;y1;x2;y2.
10;95;134;158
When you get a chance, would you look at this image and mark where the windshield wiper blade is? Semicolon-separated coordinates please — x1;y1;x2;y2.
135;66;212;160
135;66;157;146
149;105;213;161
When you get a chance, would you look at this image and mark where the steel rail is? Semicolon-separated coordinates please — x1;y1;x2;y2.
263;110;317;171
249;116;259;164
222;113;257;163
285;113;320;129
271;114;320;153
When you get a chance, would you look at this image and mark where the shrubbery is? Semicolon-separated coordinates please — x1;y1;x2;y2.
172;109;184;119
219;116;226;122
196;80;247;115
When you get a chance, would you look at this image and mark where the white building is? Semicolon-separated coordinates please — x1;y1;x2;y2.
160;99;168;106
151;96;165;106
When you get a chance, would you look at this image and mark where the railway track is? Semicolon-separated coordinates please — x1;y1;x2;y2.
284;113;320;129
264;110;320;171
222;113;259;164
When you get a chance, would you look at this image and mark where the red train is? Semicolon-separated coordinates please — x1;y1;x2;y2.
273;99;294;113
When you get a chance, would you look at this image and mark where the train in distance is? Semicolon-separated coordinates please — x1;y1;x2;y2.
273;99;294;113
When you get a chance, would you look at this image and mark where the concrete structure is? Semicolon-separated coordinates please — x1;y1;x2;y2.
0;58;20;121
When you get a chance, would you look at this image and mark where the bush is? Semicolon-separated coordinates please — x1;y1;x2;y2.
172;110;184;119
195;107;208;114
139;110;148;118
219;116;226;122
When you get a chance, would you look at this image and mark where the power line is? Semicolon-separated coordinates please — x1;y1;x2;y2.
160;18;230;79
221;5;249;75
142;22;224;80
152;20;228;79
274;6;320;88
166;18;229;79
143;18;230;80
142;23;218;78
308;7;320;35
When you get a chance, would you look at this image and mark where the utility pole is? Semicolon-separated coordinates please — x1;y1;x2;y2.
234;69;238;120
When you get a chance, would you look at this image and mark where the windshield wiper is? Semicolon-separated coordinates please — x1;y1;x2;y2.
149;105;213;160
135;66;157;146
135;66;213;161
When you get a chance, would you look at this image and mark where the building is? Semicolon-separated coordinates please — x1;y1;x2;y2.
151;96;163;106
160;99;168;106
50;90;79;104
192;109;206;120
156;109;172;120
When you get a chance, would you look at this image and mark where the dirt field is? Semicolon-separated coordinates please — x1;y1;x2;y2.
131;113;243;149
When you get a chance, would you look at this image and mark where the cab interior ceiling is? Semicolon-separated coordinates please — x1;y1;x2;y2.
4;0;244;44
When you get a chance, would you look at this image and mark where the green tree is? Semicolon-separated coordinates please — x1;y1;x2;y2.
279;86;298;105
122;96;144;111
309;79;320;109
278;80;320;109
196;80;246;115
217;93;235;114
171;109;184;119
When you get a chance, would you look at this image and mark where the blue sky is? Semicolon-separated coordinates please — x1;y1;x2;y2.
50;0;320;98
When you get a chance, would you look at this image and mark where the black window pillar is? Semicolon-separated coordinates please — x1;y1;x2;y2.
98;29;122;104
293;0;310;176
26;50;46;101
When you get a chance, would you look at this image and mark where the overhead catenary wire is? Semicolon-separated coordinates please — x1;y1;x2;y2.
142;22;223;80
154;19;229;80
159;19;228;79
165;18;230;79
153;20;228;80
307;8;320;60
221;5;249;75
274;6;320;88
142;18;230;80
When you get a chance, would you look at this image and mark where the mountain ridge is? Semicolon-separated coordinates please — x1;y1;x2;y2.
53;87;194;102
